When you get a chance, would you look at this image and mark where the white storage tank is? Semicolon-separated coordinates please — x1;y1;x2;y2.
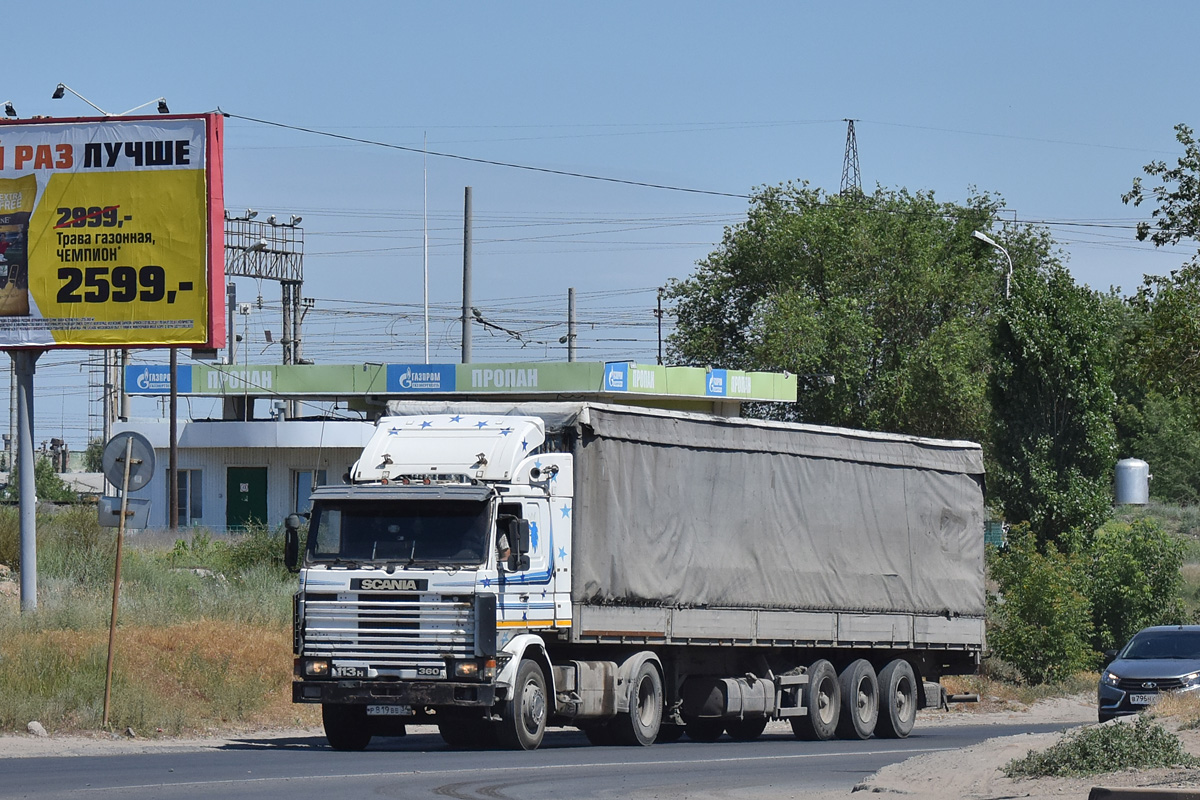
1115;458;1150;505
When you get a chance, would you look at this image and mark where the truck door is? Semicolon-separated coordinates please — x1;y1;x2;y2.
498;500;557;630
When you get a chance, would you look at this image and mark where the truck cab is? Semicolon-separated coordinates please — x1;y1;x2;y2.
287;413;574;750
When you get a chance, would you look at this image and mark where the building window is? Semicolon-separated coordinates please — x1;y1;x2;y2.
294;469;327;513
172;469;203;525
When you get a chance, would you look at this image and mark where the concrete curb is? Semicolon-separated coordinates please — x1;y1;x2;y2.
1089;788;1200;799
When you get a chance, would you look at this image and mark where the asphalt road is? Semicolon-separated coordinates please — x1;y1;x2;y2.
0;722;1072;800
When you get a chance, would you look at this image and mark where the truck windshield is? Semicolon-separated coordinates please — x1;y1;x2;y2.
307;499;491;567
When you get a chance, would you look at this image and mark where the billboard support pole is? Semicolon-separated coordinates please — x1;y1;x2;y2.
169;348;178;530
14;349;42;613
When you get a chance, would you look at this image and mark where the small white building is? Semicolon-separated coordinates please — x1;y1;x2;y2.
113;419;376;530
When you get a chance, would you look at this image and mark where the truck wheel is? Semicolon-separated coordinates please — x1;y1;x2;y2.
836;659;879;740
322;704;372;751
875;659;917;739
613;662;663;746
725;717;768;741
497;659;548;750
684;718;724;742
790;659;840;741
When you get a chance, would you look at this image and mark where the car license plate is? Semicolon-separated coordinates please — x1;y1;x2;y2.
366;704;412;716
1130;693;1159;705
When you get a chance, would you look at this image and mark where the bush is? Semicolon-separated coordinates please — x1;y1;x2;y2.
1067;517;1186;653
1004;715;1200;778
987;526;1095;684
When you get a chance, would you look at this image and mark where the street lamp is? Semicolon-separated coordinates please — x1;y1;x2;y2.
972;230;1013;299
52;83;170;116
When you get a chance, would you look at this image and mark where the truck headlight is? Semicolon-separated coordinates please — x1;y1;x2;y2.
1100;670;1120;687
300;658;330;677
454;658;497;680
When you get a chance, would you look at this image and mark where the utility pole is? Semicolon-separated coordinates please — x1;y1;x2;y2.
840;119;862;195
462;187;473;364
566;288;578;363
656;287;664;366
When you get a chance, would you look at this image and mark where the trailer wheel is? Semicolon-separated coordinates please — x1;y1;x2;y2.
875;659;917;739
725;717;768;741
322;704;372;751
790;659;840;741
497;659;548;750
836;659;879;740
613;661;663;746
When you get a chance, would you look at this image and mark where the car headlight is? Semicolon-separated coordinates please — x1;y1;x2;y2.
1101;670;1121;687
1181;671;1200;688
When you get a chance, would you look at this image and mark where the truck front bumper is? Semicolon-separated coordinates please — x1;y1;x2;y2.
293;679;496;708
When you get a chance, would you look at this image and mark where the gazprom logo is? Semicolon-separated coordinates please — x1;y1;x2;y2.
126;364;191;394
706;369;727;396
604;363;629;391
386;364;455;392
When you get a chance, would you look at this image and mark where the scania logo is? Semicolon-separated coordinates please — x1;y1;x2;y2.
1142;681;1158;689
353;578;426;591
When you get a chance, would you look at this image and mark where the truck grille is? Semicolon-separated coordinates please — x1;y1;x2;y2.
302;591;474;669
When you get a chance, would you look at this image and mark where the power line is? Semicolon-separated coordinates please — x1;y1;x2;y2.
222;111;751;199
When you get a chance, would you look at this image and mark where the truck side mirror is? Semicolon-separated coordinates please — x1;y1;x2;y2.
507;519;531;572
284;513;302;572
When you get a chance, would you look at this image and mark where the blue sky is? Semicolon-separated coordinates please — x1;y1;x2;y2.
5;0;1199;446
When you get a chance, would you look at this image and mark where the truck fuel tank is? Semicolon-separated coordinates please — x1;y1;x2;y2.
682;675;777;719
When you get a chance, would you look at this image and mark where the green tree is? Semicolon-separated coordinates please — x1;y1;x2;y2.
2;455;77;503
987;526;1095;684
1117;124;1200;498
1118;391;1200;504
988;242;1118;543
1122;122;1200;248
83;437;104;473
666;184;1003;441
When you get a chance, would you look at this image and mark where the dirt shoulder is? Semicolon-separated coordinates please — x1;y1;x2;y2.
855;693;1200;800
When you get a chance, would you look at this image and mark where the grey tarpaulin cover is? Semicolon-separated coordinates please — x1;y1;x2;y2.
570;405;986;617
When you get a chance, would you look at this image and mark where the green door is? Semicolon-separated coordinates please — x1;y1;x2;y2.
226;467;268;531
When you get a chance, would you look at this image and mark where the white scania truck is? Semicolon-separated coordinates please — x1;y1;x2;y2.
285;402;985;751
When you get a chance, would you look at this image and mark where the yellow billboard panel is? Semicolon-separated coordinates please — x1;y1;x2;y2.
0;114;224;348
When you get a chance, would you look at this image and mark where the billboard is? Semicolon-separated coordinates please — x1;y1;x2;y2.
124;362;799;403
0;114;224;348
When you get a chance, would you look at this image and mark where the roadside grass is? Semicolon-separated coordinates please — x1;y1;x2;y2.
0;506;317;735
1004;715;1200;778
942;668;1097;712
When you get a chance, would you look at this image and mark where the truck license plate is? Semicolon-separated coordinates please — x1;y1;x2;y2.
367;704;412;716
1130;693;1159;705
